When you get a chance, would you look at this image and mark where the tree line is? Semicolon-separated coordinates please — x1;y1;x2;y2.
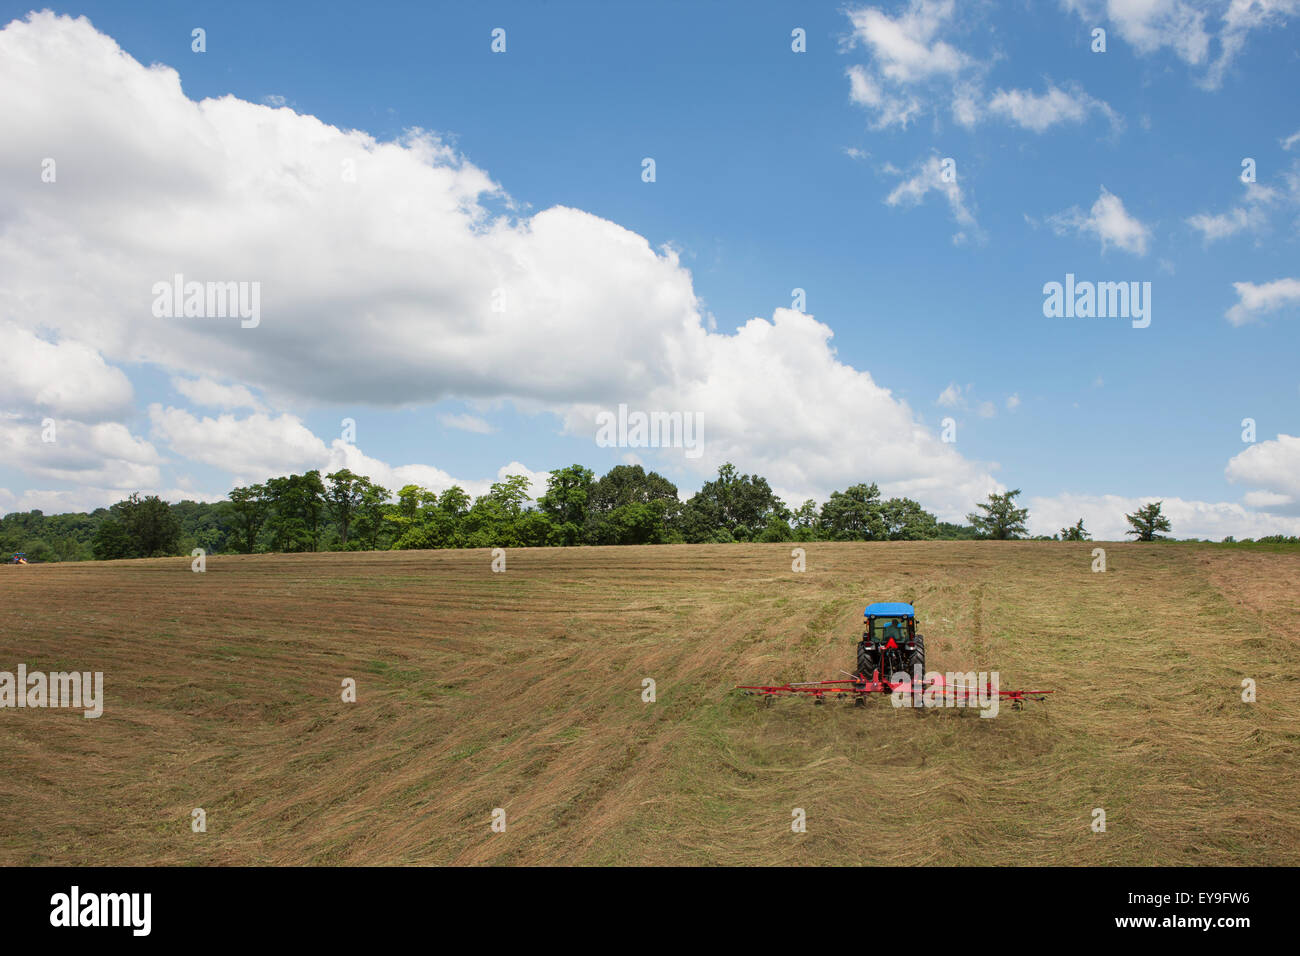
1;461;1285;563
214;462;984;554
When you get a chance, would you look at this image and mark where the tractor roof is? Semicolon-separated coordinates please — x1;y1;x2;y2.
865;601;914;618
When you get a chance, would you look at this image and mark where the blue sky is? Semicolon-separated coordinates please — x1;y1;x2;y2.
1;0;1298;538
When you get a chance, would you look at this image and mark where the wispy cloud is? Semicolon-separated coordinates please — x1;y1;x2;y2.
846;4;1117;134
438;412;497;434
1049;186;1152;255
171;376;265;412
844;0;974;129
985;82;1120;133
1226;278;1300;325
1061;0;1299;91
1187;167;1298;243
936;382;997;417
885;154;982;244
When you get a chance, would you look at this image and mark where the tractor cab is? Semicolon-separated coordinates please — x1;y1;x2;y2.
864;602;915;646
857;601;924;679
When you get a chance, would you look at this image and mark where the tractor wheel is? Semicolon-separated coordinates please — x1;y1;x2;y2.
906;635;927;711
856;642;877;679
909;635;926;682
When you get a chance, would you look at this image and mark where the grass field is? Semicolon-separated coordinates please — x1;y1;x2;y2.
1;542;1297;866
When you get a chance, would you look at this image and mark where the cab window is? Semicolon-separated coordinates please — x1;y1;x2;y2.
870;617;908;642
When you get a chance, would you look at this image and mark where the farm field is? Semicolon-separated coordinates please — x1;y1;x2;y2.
1;542;1298;866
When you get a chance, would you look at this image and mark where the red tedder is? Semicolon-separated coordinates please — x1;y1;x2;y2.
736;668;1052;709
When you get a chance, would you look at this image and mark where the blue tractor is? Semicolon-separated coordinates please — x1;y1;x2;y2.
856;601;924;680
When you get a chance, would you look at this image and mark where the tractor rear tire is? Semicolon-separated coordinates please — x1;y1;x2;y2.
856;642;877;679
909;635;927;711
909;635;926;682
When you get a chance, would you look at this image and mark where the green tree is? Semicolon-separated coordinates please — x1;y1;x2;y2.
227;483;268;553
438;485;471;519
324;469;368;547
462;475;535;548
1125;502;1171;541
302;471;327;548
608;501;671;544
351;480;392;550
385;484;436;544
173;499;229;556
487;476;532;514
265;472;326;552
23;537;57;562
396;484;436;520
538;464;595;545
2;509;98;562
820;483;885;541
934;521;980;540
586;465;678;544
1060;518;1090;541
515;510;558;547
967;489;1029;540
757;513;794;542
880;497;939;540
391;484;471;551
788;499;821;542
111;493;182;556
91;518;134;560
588;465;678;512
679;463;781;542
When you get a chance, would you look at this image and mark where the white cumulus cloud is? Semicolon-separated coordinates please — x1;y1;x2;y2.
0;12;1006;521
0;323;133;421
1226;435;1300;511
1027;491;1300;539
